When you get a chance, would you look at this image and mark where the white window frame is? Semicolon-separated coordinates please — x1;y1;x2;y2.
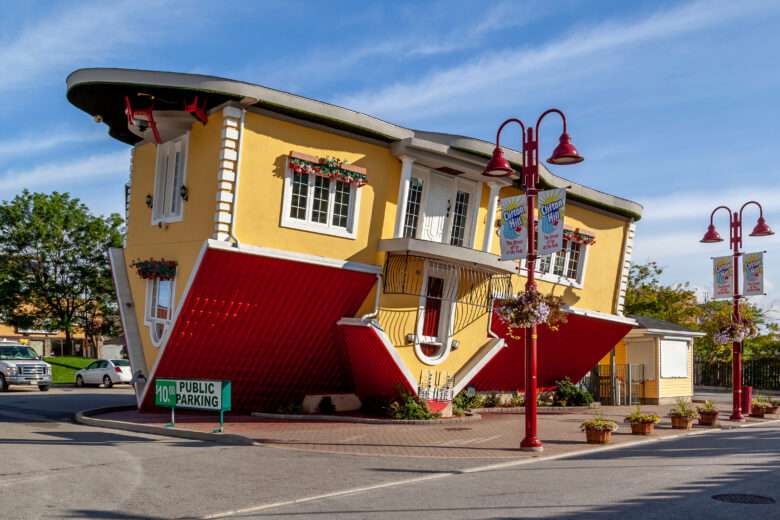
414;261;458;366
152;133;189;225
144;277;176;348
519;239;590;289
660;338;690;379
280;160;361;239
409;168;480;248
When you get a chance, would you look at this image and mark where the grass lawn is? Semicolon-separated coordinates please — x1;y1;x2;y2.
43;356;96;384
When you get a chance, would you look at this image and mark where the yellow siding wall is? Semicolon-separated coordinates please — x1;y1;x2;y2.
124;113;223;370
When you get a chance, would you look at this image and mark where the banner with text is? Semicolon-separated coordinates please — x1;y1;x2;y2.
743;251;764;297
537;188;566;257
712;256;734;300
499;196;528;261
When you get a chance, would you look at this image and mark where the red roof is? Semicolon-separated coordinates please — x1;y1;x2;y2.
140;245;377;413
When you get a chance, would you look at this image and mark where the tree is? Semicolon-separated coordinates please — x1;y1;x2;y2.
624;261;701;328
0;191;123;355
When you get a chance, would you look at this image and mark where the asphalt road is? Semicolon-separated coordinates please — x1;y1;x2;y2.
1;387;779;519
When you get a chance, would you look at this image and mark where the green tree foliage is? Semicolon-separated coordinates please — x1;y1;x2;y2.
0;191;123;353
624;261;700;327
625;261;779;361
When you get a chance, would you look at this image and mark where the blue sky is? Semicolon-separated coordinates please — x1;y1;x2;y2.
1;0;779;316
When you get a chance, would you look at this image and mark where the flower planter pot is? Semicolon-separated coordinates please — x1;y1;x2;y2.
585;429;613;444
671;416;695;430
698;411;719;426
630;422;655;435
750;409;766;418
766;405;779;415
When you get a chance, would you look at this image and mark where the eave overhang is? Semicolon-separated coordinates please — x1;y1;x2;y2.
378;237;516;274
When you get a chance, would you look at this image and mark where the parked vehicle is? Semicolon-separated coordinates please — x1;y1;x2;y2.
0;343;52;392
74;359;132;388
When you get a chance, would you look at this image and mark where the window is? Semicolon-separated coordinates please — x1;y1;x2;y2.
146;277;175;346
281;162;360;239
415;263;457;365
522;238;587;285
660;339;689;378
152;134;187;223
449;190;470;246
403;177;424;238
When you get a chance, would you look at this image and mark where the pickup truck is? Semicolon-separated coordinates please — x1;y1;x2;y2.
0;343;52;392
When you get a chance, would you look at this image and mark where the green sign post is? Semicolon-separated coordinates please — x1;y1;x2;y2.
155;378;232;432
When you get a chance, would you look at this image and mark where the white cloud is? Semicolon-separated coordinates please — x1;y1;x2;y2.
0;131;103;162
0;150;129;194
335;0;773;120
0;0;177;92
639;186;780;223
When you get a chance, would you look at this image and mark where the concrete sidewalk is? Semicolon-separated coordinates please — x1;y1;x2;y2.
84;402;779;460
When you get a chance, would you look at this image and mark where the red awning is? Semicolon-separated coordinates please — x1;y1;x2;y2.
469;309;634;392
140;244;378;413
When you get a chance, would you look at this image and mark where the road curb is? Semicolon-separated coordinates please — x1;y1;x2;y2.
74;406;256;445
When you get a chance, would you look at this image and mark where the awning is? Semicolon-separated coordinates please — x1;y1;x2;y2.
139;241;379;413
469;308;635;392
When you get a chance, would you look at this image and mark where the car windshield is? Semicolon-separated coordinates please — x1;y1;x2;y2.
0;346;39;360
112;360;130;366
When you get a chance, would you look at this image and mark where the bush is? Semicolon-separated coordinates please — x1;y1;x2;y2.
507;392;524;407
388;391;439;420
581;416;618;432
277;402;303;414
482;393;501;408
625;405;660;424
554;377;593;406
318;396;336;414
453;390;483;411
669;398;697;419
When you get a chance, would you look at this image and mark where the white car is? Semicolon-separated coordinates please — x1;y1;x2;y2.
75;359;132;388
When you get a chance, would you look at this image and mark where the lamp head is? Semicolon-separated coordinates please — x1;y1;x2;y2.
750;216;774;237
547;133;584;165
700;224;724;243
482;146;514;177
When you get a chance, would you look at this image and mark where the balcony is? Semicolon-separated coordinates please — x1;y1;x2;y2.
378;237;515;275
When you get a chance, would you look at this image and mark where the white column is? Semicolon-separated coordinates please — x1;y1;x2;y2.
393;155;414;238
482;182;501;252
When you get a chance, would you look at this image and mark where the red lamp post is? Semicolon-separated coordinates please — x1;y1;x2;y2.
700;202;774;421
483;109;583;451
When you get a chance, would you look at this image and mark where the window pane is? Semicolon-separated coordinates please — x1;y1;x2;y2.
155;151;170;220
566;242;582;279
156;279;173;320
170;149;182;215
403;178;423;238
331;181;351;228
553;239;568;276
537;255;552;274
311;175;329;224
449;191;470;247
289;172;309;220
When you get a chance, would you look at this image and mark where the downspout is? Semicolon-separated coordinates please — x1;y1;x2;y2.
360;273;382;322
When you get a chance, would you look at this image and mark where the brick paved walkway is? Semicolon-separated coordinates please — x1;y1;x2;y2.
97;402;777;460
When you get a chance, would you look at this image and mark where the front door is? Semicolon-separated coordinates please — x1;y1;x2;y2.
421;173;454;243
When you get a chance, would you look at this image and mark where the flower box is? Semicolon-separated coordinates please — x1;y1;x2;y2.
698;411;719;426
630;422;655;435
671;416;695;430
585;429;613;444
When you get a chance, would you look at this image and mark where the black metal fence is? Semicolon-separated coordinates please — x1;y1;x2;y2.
695;359;780;391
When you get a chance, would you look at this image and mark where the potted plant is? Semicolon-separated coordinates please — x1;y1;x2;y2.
750;396;772;418
580;416;618;444
696;400;720;426
625;406;660;435
766;397;780;415
669;398;698;430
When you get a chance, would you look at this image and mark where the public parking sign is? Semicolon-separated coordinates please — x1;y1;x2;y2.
154;378;232;432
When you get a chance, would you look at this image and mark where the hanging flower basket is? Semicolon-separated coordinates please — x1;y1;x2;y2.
712;319;758;345
495;289;567;339
288;151;368;186
563;228;596;246
130;259;177;280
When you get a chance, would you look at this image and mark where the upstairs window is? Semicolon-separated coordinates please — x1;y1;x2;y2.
152;134;188;224
403;177;424;238
281;154;364;239
523;238;588;285
449;190;470;247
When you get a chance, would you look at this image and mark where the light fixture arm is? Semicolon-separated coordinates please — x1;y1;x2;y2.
495;117;527;150
739;200;764;222
535;108;567;136
709;205;734;245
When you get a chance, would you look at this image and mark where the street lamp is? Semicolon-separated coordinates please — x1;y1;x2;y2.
700;201;774;421
483;109;583;451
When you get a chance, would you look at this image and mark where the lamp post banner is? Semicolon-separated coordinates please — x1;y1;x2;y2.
712;255;734;300
499;195;528;261
537;188;566;257
743;251;764;297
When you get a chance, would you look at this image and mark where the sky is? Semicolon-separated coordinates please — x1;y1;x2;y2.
1;0;779;317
